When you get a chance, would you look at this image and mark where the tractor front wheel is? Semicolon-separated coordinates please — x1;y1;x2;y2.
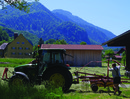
9;75;29;88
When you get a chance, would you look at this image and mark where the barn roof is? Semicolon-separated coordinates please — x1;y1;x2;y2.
116;48;126;54
102;30;130;46
0;43;8;50
41;44;103;50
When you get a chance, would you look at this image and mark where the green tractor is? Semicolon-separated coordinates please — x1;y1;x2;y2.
7;48;73;92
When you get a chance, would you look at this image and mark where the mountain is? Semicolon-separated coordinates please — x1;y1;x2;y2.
0;2;116;45
52;9;116;43
56;21;90;44
0;2;91;44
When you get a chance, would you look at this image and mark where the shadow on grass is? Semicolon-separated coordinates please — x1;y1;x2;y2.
66;89;130;98
0;82;64;99
121;95;130;98
66;89;113;94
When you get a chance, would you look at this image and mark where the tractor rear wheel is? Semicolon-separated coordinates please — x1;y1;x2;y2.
42;68;72;92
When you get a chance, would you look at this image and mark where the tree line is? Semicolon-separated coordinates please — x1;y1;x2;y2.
38;38;87;45
102;49;126;65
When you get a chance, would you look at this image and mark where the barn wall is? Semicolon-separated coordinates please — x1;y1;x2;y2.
65;50;102;67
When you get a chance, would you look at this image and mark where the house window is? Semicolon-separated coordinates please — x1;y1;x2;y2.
17;42;20;44
11;47;16;49
11;52;16;55
25;47;30;50
24;53;28;55
22;42;24;44
18;52;23;55
18;47;23;50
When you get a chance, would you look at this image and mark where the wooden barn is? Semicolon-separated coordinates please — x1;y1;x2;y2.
41;44;103;67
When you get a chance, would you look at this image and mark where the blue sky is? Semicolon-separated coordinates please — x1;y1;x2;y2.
39;0;130;36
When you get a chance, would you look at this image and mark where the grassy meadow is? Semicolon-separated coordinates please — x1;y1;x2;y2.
0;58;130;99
0;58;34;67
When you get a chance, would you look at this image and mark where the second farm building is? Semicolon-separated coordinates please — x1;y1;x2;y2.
41;44;103;67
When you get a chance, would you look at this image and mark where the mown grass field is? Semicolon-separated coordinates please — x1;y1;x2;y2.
0;58;34;67
0;58;130;99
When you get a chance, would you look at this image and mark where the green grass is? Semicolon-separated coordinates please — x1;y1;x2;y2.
0;82;64;99
66;84;130;99
0;58;34;67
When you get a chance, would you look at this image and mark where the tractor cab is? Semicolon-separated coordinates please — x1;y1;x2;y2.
39;49;65;64
37;49;70;76
38;49;69;68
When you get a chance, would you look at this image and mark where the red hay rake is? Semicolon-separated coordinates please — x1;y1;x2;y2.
72;59;130;92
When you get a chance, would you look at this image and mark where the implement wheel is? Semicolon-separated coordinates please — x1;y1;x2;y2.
43;68;72;92
91;84;98;92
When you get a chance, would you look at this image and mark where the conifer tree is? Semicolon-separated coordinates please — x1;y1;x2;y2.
38;38;44;47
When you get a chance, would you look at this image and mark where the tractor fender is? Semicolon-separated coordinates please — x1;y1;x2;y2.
11;72;30;82
44;65;68;72
42;66;70;79
47;65;69;71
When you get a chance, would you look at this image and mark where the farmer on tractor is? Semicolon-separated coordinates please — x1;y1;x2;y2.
108;61;122;95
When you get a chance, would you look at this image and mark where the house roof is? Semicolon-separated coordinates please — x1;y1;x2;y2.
102;30;130;46
0;43;8;50
114;55;122;59
8;34;33;46
18;34;33;46
41;44;103;50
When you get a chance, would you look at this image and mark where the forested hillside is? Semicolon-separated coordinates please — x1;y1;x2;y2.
52;9;116;43
0;2;116;45
0;26;39;45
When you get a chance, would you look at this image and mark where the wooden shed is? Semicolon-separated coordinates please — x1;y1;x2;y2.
41;44;103;67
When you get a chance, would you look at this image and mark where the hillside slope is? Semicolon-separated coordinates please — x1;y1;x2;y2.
0;2;91;44
52;9;116;44
0;2;115;44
